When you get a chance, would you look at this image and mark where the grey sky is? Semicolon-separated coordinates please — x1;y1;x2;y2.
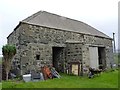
0;0;119;56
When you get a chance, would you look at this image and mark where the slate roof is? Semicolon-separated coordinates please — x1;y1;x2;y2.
22;11;111;39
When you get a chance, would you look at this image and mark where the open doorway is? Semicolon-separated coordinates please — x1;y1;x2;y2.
52;47;64;72
98;47;106;69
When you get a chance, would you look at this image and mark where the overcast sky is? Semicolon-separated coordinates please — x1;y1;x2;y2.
0;0;119;56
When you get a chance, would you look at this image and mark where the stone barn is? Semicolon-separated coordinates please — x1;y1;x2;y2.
7;11;114;76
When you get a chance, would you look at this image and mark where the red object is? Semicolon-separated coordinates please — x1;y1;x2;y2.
41;66;52;80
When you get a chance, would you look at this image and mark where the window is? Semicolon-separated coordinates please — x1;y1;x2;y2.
36;55;40;60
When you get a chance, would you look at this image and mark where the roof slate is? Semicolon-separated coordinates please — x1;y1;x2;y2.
22;11;111;39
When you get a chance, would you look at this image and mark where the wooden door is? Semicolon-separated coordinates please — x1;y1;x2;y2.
89;47;99;69
72;64;78;75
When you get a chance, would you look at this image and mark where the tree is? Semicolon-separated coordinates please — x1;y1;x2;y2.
2;44;16;80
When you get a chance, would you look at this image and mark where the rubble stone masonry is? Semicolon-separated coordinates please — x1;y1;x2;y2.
7;22;113;75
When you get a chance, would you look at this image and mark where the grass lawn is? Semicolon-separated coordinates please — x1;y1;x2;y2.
2;70;118;88
0;83;1;89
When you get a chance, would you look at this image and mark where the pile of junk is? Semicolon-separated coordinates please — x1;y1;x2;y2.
23;66;61;82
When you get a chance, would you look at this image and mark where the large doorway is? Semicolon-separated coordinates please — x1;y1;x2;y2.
98;47;106;69
52;47;64;72
89;47;106;69
89;47;99;69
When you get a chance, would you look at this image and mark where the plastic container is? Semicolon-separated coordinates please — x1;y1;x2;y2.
23;74;31;82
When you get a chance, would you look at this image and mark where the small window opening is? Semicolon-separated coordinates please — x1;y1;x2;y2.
36;55;40;60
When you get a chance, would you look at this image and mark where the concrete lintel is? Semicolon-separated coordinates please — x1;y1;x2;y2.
49;43;66;47
85;44;105;47
65;40;83;44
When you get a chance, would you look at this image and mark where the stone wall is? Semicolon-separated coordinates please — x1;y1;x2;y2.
65;43;83;74
7;22;113;75
7;25;21;75
20;43;52;74
66;43;82;62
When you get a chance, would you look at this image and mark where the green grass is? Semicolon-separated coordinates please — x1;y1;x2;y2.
0;83;2;90
2;70;118;88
